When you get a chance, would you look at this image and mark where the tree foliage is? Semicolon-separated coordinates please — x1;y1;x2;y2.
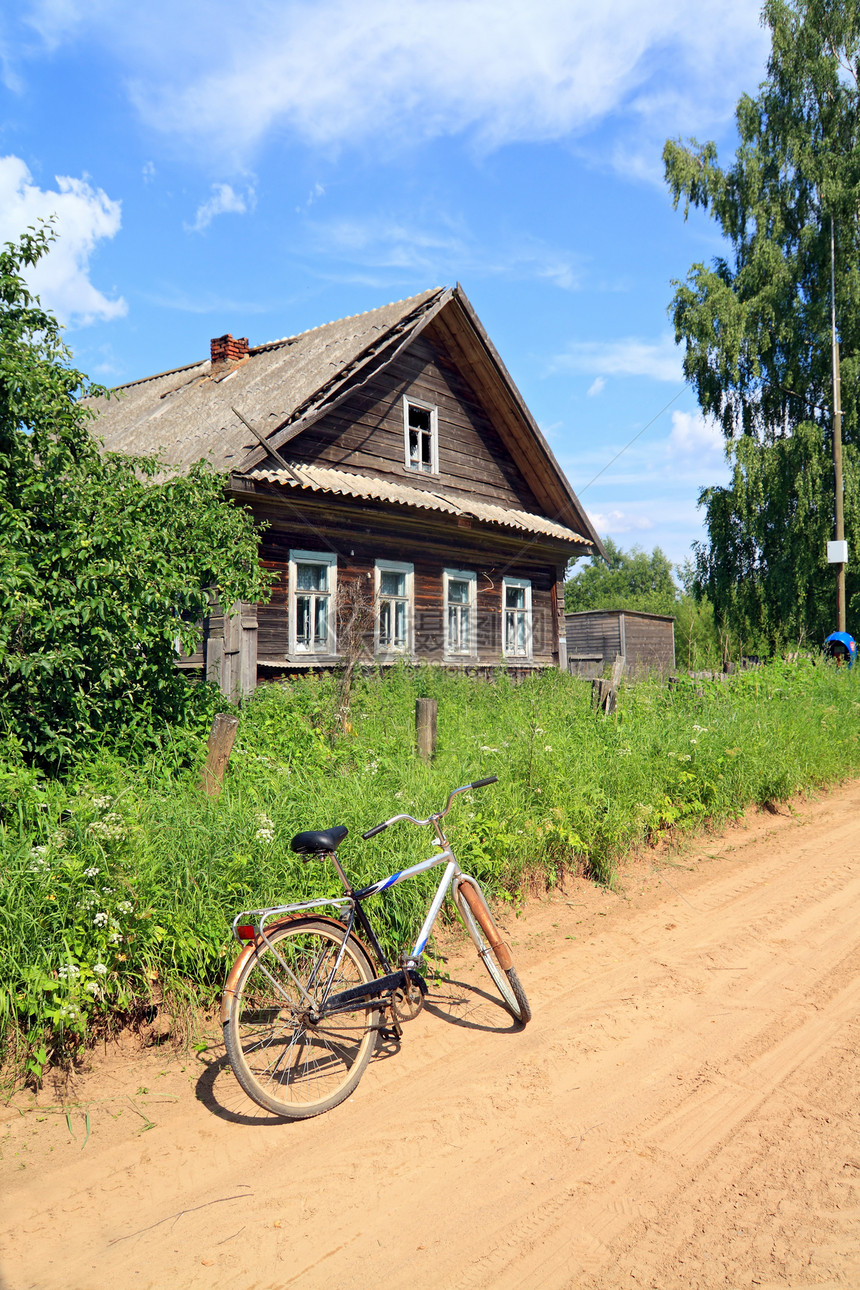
0;224;268;770
565;539;679;614
664;0;860;646
566;541;730;669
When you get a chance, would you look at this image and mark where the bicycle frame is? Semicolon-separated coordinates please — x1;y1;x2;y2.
229;844;468;1021
226;778;498;1025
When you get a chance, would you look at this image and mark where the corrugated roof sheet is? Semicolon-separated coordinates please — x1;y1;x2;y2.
247;464;586;543
89;289;443;472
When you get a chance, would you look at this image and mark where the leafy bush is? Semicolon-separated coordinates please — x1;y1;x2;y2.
0;224;268;770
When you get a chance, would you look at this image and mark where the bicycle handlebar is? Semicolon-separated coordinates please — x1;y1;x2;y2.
362;821;389;839
361;775;498;840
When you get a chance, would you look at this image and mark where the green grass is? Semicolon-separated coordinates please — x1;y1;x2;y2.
2;656;859;1084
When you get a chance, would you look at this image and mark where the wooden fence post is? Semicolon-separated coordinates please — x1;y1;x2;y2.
592;655;626;715
415;698;437;761
201;713;239;796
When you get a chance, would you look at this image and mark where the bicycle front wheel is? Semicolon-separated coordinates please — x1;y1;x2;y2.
224;918;379;1118
454;879;532;1024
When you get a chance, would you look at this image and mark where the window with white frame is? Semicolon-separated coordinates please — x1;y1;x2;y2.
503;577;532;658
403;396;438;474
444;568;477;657
375;560;413;655
289;550;337;655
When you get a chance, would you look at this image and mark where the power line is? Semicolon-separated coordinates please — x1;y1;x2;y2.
579;387;686;495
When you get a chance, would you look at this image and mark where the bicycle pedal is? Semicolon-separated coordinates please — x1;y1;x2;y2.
378;1024;401;1042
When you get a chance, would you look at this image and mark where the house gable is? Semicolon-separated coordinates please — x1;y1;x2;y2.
238;285;601;554
283;329;541;514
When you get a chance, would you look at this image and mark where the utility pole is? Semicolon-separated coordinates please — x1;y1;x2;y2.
830;216;847;633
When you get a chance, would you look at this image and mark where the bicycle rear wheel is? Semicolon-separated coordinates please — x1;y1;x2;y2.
454;880;532;1024
223;918;379;1118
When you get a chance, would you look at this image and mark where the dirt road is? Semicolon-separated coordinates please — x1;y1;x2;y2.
3;781;860;1290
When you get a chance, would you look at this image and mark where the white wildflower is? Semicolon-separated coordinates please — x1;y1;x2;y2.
91;795;111;809
32;845;49;857
544;745;553;752
680;754;692;762
691;724;708;733
256;827;274;843
84;866;100;878
84;981;99;995
108;931;122;945
58;963;80;980
93;962;108;976
117;900;133;914
690;739;698;745
480;746;499;752
93;911;108;926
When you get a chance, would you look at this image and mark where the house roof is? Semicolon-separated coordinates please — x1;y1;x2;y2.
90;285;602;555
247;464;588;543
89;288;443;473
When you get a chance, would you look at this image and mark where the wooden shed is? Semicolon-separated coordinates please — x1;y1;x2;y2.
565;610;675;677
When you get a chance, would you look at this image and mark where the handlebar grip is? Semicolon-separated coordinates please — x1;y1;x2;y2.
362;822;389;840
469;776;498;789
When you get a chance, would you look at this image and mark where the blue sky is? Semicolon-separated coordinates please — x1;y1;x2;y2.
0;1;771;571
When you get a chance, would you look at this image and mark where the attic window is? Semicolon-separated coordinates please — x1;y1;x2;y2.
403;396;438;474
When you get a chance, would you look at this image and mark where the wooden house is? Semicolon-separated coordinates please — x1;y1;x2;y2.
565;609;676;678
91;285;602;696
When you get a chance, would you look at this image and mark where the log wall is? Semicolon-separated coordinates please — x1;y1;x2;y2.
288;333;540;513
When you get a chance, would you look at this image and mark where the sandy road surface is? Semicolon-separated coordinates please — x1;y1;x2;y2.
3;782;860;1290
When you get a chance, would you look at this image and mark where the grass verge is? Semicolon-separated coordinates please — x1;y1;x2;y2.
2;656;858;1084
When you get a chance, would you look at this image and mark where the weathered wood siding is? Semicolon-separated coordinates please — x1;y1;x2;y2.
251;494;562;672
565;610;675;676
287;330;541;513
622;613;675;674
565;612;623;663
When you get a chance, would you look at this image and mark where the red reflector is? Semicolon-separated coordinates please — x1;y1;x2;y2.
237;925;256;941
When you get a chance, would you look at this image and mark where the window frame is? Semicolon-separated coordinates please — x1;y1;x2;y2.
374;559;414;658
502;576;533;660
402;395;439;475
288;549;337;657
443;568;477;660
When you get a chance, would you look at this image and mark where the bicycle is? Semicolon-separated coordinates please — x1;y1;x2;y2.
221;775;531;1119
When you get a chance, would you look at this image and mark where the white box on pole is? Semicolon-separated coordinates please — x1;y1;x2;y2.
827;540;849;564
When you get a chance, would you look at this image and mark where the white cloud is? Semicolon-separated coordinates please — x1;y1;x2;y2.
587;376;606;397
0;155;125;323
186;182;254;233
309;213;582;289
667;409;726;462
586;508;654;535
19;0;768;163
554;333;683;383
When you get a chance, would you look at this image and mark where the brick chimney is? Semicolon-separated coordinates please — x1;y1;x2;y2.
210;333;249;369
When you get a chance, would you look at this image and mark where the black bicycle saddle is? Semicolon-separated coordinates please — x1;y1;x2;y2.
290;825;348;855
